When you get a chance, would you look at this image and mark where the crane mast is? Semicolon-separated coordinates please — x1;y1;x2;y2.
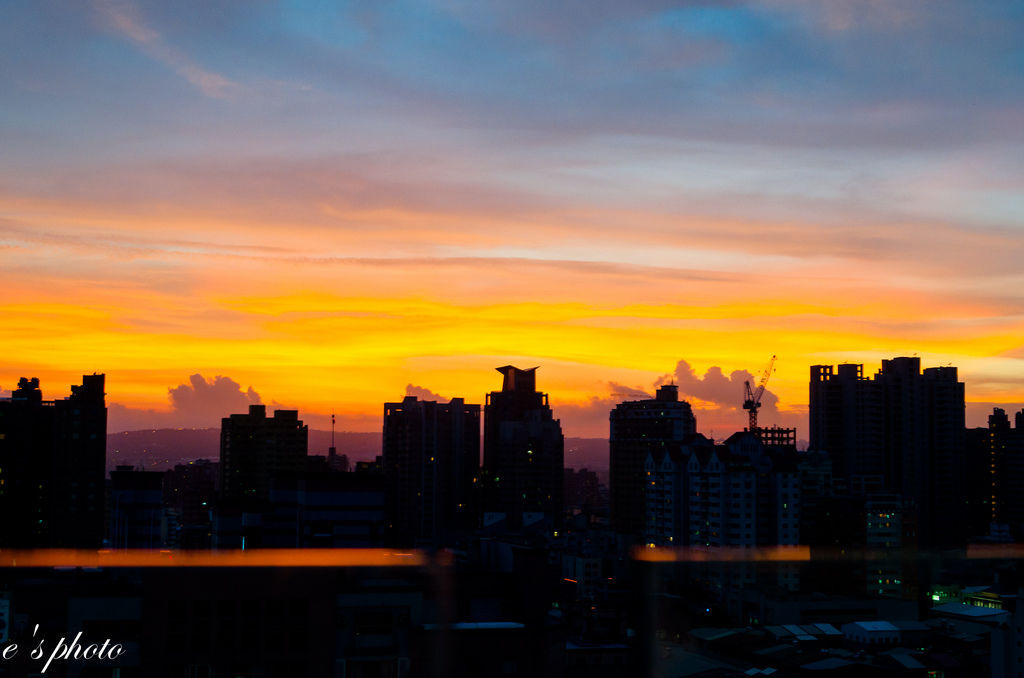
742;355;776;432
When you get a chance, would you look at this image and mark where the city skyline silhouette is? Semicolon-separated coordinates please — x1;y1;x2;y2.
3;2;1023;675
6;353;1020;439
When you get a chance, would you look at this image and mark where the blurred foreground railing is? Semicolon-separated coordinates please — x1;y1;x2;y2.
0;548;435;567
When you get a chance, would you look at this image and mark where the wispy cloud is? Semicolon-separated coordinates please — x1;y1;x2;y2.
93;0;239;98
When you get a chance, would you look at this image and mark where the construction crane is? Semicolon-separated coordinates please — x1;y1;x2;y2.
743;355;776;432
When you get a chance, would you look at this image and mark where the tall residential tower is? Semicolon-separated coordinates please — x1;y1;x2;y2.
382;395;480;546
219;405;308;511
809;358;966;548
483;366;564;529
609;384;696;541
0;374;106;548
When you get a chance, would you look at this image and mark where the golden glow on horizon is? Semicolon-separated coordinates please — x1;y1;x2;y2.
2;285;1023;435
3;195;1024;435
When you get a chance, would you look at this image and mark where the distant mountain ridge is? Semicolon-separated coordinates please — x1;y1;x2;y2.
107;428;610;473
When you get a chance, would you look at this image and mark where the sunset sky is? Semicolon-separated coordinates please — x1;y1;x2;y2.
2;1;1023;437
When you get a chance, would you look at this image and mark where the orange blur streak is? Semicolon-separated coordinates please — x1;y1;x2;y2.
638;545;1024;562
0;549;436;568
633;545;811;562
967;544;1024;560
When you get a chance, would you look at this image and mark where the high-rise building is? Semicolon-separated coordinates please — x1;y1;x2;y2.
609;384;695;541
809;358;966;548
684;432;800;549
382;395;480;546
982;407;1024;538
0;374;106;548
219;405;307;511
964;424;993;539
809;363;884;483
918;363;966;547
482;366;564;529
642;433;713;547
646;432;802;592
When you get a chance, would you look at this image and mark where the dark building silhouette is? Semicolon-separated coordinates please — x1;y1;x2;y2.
809;358;966;548
796;451;834;544
979;407;1024;539
219;405;307;511
356;456;384;475
753;425;798;452
609;384;695;541
645;432;800;549
483;366;564;529
328;450;350;473
884;359;965;548
110;465;167;549
382;395;481;546
164;459;218;549
0;374;106;548
644;431;802;594
262;472;386;547
213;454;385;549
965;424;993;539
564;467;600;511
810;363;884;484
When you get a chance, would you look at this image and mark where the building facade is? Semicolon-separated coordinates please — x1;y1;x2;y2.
985;407;1024;538
219;404;308;512
809;358;966;548
610;384;696;542
809;363;884;484
382;395;480;546
644;432;800;550
0;374;106;548
483;366;564;529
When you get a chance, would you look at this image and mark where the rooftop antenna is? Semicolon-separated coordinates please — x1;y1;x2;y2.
329;412;337;459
